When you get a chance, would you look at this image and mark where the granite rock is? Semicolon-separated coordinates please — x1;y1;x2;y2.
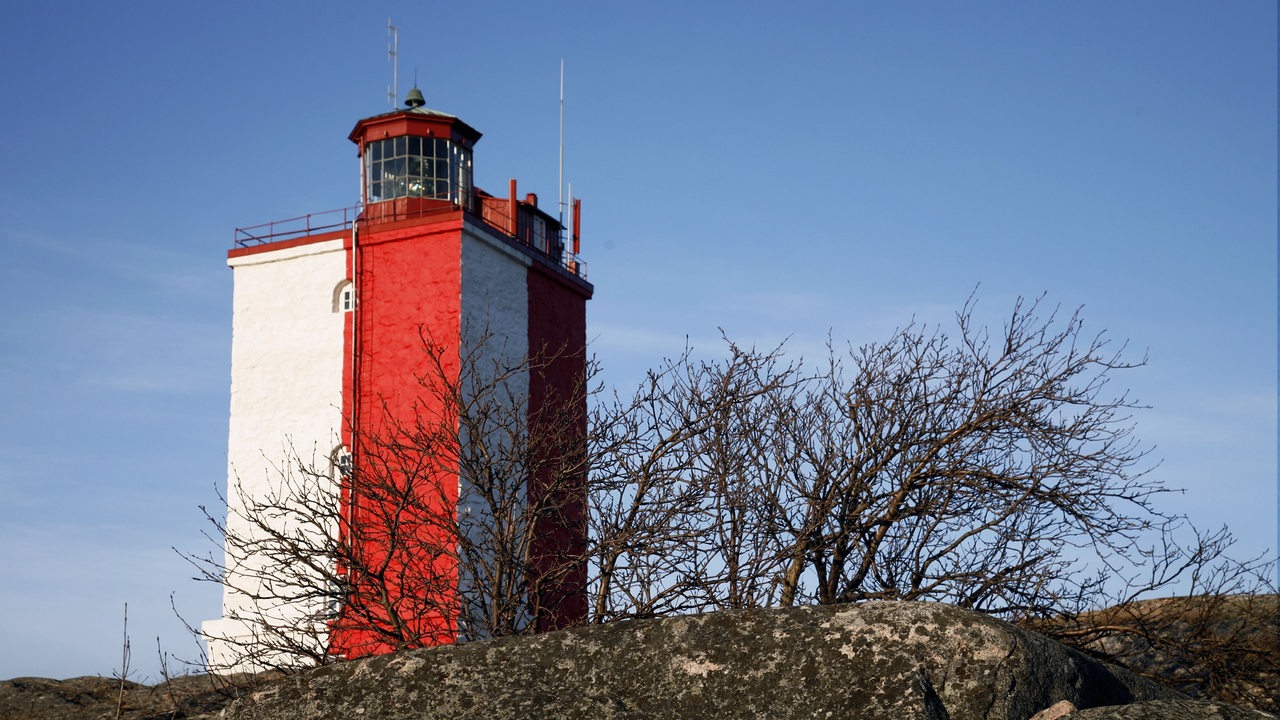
1070;699;1276;719
223;601;1184;720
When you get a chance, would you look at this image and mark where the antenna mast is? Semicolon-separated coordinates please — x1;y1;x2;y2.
558;59;565;227
387;19;399;108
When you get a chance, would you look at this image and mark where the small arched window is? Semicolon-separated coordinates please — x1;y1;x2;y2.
331;445;352;479
333;280;354;313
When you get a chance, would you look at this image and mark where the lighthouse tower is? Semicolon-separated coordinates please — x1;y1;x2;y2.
202;90;592;671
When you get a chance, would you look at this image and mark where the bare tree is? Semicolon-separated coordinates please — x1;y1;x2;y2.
186;329;590;671
587;340;804;620
1024;528;1278;712
187;292;1273;706
763;295;1166;613
587;295;1275;695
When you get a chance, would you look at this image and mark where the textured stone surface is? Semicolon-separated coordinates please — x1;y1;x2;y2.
1042;594;1279;714
0;673;273;720
1030;700;1078;719
222;601;1184;720
1071;699;1277;719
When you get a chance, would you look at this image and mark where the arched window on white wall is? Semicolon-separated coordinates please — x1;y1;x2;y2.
333;280;354;313
330;445;352;480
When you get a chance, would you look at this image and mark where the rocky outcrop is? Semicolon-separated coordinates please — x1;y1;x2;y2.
0;677;134;720
1070;699;1276;718
0;673;273;720
1030;594;1278;713
223;601;1186;720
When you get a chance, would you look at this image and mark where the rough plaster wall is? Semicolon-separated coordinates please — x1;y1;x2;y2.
204;238;346;670
460;224;529;389
330;221;466;657
525;265;590;627
456;224;531;638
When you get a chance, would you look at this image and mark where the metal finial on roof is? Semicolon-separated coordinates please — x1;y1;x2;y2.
405;87;426;108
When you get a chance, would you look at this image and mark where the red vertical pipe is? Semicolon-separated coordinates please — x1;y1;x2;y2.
507;179;518;236
571;199;581;255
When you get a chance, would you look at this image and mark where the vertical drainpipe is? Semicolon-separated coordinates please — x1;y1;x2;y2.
348;143;364;570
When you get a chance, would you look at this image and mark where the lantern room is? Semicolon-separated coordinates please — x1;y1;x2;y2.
348;89;484;221
342;88;585;276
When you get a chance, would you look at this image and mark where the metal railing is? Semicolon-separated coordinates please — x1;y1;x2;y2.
233;207;359;247
233;203;587;281
562;250;588;280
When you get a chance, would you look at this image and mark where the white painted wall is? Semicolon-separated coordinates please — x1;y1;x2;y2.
205;223;539;663
456;223;532;639
461;223;530;362
204;238;347;671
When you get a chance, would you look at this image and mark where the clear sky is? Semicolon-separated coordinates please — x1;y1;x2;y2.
0;2;1274;681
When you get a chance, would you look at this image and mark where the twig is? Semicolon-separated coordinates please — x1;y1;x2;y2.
114;602;131;720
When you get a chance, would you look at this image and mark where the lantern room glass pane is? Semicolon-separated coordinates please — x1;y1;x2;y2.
364;136;471;205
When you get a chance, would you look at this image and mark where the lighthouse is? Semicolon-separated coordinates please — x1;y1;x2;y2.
202;89;593;671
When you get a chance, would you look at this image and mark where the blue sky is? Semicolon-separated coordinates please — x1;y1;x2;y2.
0;2;1274;680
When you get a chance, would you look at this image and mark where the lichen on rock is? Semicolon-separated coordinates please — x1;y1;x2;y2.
222;601;1188;720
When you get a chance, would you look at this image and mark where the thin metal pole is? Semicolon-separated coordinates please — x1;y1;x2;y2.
558;59;565;227
388;19;399;108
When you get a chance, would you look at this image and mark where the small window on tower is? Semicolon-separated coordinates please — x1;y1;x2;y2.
532;217;547;253
333;280;355;313
331;445;353;479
